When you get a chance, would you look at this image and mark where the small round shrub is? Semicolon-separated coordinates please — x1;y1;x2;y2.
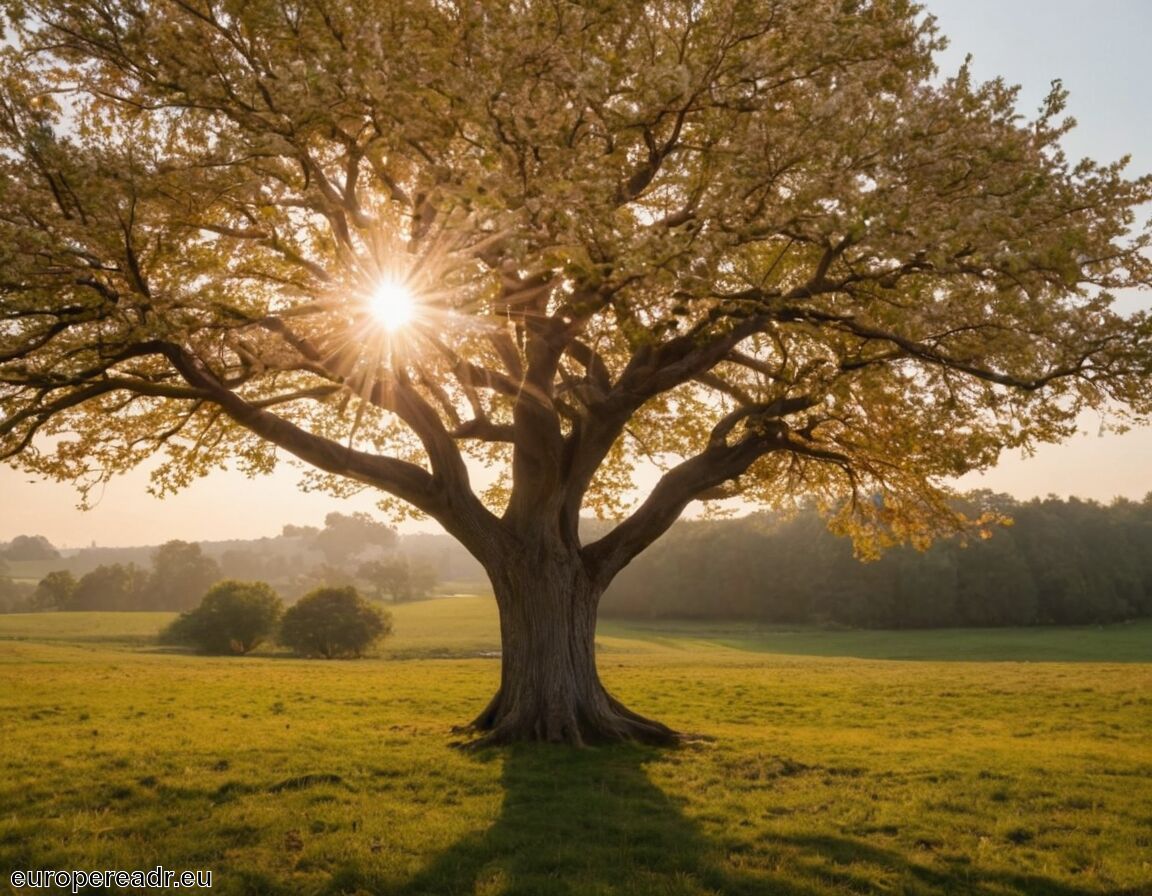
279;586;392;658
161;580;283;655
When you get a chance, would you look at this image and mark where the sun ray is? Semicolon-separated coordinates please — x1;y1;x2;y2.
369;278;416;331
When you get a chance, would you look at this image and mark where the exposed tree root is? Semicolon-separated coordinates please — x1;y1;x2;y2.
452;688;683;749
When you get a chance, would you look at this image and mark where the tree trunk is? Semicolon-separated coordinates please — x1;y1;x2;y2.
464;539;679;747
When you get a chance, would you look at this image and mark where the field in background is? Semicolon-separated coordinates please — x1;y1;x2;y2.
3;600;1151;662
1;599;1150;895
0;611;174;644
598;617;1152;663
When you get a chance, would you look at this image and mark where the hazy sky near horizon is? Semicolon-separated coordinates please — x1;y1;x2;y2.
2;1;1151;548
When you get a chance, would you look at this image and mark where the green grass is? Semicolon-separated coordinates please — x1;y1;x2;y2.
0;611;175;646
598;617;1152;662
1;600;1150;895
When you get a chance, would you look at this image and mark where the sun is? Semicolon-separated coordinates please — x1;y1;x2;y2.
368;278;416;331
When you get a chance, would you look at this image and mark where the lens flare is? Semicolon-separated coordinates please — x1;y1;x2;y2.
368;279;415;331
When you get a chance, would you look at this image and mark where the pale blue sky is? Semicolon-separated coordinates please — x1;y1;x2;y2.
2;2;1150;547
930;1;1151;171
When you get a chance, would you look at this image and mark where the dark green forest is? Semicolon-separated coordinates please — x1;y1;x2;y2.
601;494;1152;628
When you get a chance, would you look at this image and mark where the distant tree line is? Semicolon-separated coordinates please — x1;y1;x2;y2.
26;540;222;612
601;494;1152;628
0;511;486;615
0;512;446;613
10;494;1150;627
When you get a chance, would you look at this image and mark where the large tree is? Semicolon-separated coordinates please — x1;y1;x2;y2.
2;0;1150;744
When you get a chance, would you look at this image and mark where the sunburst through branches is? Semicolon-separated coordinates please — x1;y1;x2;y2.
368;277;416;331
312;203;511;450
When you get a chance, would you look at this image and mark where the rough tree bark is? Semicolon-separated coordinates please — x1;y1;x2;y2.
464;535;679;747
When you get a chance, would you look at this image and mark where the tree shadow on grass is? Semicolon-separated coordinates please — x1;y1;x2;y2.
324;745;1142;896
371;743;757;896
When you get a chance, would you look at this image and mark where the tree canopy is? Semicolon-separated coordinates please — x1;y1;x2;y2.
2;0;1151;743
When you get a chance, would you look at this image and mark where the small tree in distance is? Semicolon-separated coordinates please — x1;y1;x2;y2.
280;587;393;659
147;541;223;611
3;535;60;562
356;558;409;601
66;563;147;612
162;580;283;655
358;556;438;602
314;512;399;566
31;570;76;611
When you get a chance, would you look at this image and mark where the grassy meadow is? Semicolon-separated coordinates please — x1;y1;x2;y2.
1;599;1150;895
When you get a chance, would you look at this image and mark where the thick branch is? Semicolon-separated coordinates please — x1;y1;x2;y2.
582;434;785;587
134;340;444;515
381;374;475;501
560;314;773;522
